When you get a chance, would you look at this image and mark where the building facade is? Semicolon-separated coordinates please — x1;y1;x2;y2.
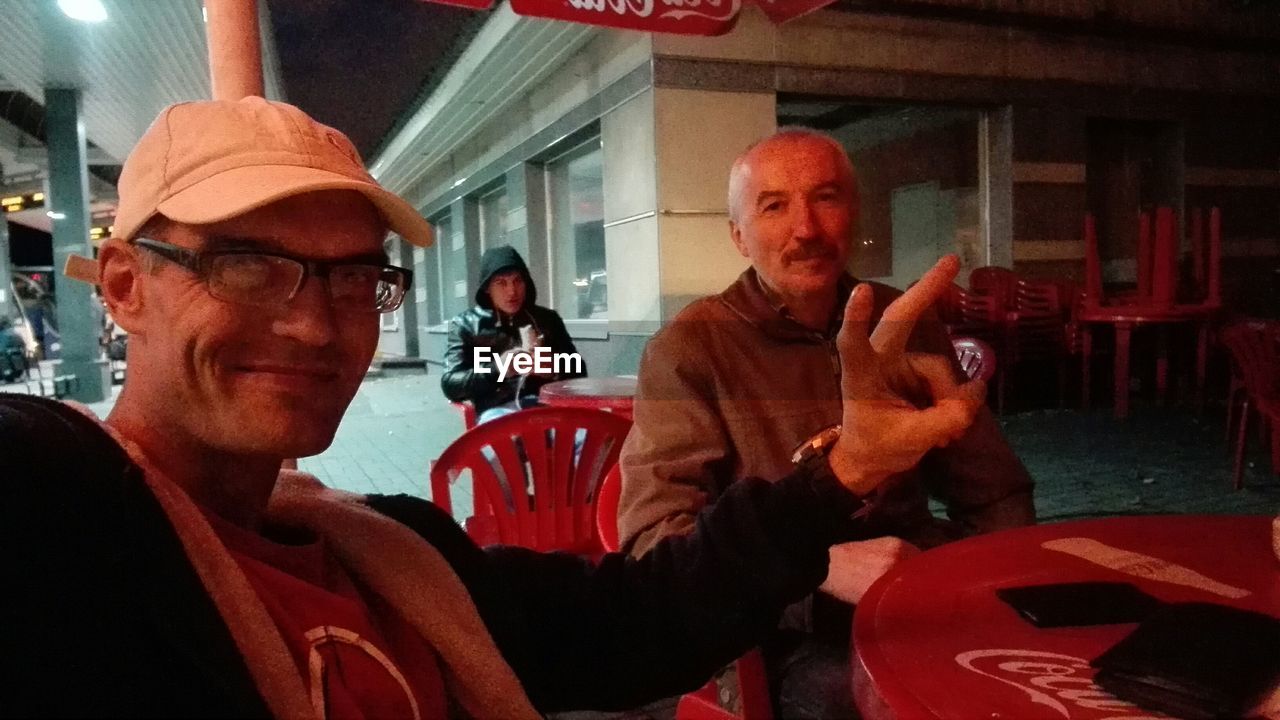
370;1;1280;371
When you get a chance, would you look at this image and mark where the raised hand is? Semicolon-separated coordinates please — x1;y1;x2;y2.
827;255;987;497
819;536;921;604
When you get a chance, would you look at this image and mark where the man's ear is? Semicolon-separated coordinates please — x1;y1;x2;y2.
728;220;750;259
98;238;146;335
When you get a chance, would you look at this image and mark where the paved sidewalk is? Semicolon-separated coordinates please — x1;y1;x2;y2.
73;372;463;501
34;370;1279;521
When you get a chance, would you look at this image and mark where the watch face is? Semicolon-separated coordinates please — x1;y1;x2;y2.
791;424;842;464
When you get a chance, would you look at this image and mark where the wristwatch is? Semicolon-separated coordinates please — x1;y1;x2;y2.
791;424;874;518
790;424;843;465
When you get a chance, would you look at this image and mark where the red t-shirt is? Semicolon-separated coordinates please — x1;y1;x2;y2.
208;512;449;720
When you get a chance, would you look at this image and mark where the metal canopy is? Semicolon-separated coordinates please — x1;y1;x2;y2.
0;0;284;231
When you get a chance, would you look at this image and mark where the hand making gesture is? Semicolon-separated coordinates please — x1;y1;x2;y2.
827;255;987;497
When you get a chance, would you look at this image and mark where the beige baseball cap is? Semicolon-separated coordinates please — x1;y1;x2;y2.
114;96;431;247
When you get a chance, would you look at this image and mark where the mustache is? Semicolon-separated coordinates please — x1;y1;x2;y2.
783;244;839;263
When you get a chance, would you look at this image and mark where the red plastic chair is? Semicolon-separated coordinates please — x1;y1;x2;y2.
1008;279;1070;408
940;285;1002;346
450;400;477;430
594;464;623;552
1220;321;1280;489
431;407;631;554
969;266;1018;311
951;336;997;383
594;467;774;720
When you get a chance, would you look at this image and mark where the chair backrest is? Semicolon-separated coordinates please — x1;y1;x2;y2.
430;406;632;554
450;401;477;430
1221;321;1280;403
595;463;622;552
1014;279;1065;318
952;336;997;383
961;287;1003;323
969;266;1018;309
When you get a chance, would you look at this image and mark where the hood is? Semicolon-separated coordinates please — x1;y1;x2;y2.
475;245;537;309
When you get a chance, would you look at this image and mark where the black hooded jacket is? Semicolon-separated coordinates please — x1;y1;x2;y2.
442;246;585;413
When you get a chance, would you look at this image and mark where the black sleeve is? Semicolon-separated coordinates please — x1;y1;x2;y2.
441;316;493;402
0;394;270;717
367;465;863;712
545;311;586;379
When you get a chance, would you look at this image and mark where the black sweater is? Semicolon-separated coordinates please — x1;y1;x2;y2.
0;393;865;717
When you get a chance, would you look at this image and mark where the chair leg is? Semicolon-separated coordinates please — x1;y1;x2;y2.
1225;387;1240;444
1081;327;1093;411
1271;422;1280;476
996;367;1005;416
1233;398;1250;491
1056;358;1067;409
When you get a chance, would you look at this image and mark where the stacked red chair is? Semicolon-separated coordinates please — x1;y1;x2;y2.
1079;208;1222;417
1220;320;1280;489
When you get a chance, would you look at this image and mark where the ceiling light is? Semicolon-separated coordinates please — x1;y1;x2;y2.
57;0;108;23
47;211;67;220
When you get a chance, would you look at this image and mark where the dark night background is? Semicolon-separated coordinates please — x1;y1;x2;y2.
266;0;488;159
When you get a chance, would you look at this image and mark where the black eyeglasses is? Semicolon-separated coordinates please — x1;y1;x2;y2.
133;238;413;314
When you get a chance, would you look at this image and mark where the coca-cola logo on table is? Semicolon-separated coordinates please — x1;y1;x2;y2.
955;649;1170;720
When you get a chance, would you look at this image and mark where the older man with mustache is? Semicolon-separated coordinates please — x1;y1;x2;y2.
617;128;1035;718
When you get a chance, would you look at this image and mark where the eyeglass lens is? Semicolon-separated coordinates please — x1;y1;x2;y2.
207;254;405;312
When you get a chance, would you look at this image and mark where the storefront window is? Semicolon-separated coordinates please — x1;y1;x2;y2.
546;140;606;320
423;214;450;326
478;187;508;252
778;99;982;289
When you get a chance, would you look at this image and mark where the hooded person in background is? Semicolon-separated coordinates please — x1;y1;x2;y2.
0;314;27;383
441;245;585;422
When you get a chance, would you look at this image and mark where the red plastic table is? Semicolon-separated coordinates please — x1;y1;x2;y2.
1079;304;1216;419
852;515;1279;720
538;376;637;418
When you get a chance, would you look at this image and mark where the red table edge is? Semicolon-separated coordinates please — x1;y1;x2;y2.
852;565;941;720
849;515;1275;720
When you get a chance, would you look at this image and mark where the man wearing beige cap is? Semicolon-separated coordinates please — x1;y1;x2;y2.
0;97;987;717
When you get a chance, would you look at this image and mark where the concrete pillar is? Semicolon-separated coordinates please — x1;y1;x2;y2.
442;199;480;319
206;0;264;100
601;88;660;332
44;87;107;402
396;238;420;358
0;219;14;321
514;164;549;292
502;165;532;260
653;87;772;320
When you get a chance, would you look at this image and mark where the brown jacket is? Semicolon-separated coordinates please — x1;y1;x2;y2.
619;269;1034;564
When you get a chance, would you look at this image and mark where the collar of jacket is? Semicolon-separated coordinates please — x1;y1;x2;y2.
716;267;858;342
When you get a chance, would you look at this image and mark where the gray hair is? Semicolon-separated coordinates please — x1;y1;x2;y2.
726;126;858;223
